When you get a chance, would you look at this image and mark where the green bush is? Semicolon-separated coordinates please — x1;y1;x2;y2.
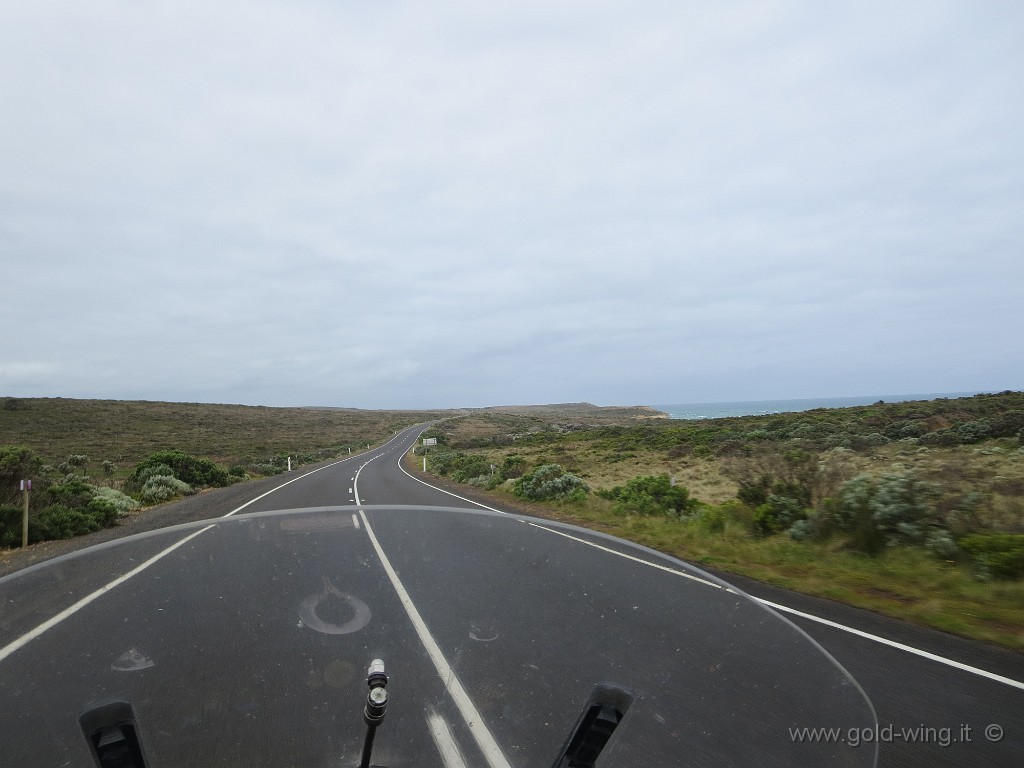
132;463;176;484
737;476;812;511
514;464;588;502
600;474;695;518
737;474;773;507
835;472;945;554
695;506;726;533
140;475;193;504
753;495;808;535
0;494;123;546
850;432;890;450
451;455;491;484
919;430;961;447
0;503;28;547
430;451;471;476
466;474;502;490
959;534;1024;579
990;410;1024;438
870;471;942;545
499;455;528;479
836;475;885;553
86;497;119;527
92;486;140;516
130;451;228;489
788;518;815;541
925;530;959;560
36;505;103;539
46;475;96;510
956;420;991;444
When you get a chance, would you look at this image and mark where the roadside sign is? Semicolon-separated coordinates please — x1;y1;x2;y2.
422;438;437;446
21;479;31;548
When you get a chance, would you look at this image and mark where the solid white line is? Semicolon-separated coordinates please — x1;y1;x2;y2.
755;597;1024;691
354;460;511;768
395;439;505;513
526;522;726;589
525;523;1024;692
390;431;1024;691
426;711;469;768
0;525;215;663
0;435;416;666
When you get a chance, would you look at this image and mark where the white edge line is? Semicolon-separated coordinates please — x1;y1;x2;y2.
755;597;1024;691
395;442;1024;693
0;524;215;663
524;522;1024;692
427;711;470;768
223;451;370;517
525;522;725;589
396;439;506;513
397;430;1024;692
355;458;511;768
0;436;410;665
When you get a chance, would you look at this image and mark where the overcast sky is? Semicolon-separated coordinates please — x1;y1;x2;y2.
1;1;1021;409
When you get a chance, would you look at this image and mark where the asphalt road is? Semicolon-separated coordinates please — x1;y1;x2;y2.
1;425;1021;766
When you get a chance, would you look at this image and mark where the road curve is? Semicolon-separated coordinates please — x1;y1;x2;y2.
0;425;1020;766
280;425;1024;768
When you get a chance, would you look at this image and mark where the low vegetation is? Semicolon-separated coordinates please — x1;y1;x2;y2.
0;397;452;549
4;393;1022;648
0;397;452;473
414;393;1024;650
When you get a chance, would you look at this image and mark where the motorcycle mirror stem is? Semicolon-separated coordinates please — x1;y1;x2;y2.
358;658;389;768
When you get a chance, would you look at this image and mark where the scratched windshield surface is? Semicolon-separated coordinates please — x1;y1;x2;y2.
0;506;877;767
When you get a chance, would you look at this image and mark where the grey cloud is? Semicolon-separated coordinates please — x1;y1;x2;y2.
1;1;1021;407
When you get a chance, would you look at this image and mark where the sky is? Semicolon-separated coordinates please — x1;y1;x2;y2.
1;1;1021;409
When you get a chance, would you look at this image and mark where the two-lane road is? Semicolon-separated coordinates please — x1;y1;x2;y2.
329;426;1024;767
1;424;1021;766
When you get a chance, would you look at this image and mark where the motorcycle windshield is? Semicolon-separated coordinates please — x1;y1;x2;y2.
0;506;877;767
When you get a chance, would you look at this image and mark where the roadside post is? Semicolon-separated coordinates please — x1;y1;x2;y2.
422;437;437;472
20;479;32;548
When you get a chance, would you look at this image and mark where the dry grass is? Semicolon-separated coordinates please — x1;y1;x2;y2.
419;411;1024;651
0;397;451;472
443;474;1024;651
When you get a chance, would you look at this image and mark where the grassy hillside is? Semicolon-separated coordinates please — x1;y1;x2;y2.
0;397;657;551
0;397;451;472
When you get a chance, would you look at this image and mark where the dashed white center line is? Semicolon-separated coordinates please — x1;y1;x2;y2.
427;711;469;768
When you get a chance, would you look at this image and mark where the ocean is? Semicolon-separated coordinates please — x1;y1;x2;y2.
653;392;984;420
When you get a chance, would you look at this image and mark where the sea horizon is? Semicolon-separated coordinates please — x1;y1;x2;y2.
653;391;986;420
